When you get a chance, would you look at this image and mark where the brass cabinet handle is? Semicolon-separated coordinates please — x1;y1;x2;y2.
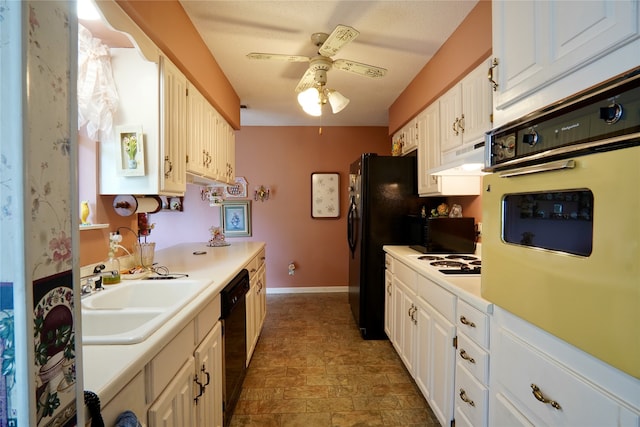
387;282;392;295
459;349;475;364
458;114;465;133
459;389;475;407
459;316;476;328
452;117;460;136
530;384;561;410
488;57;499;91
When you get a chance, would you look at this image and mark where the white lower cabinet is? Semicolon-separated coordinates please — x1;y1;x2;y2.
246;248;267;365
384;269;393;339
391;260;418;374
143;296;223;426
148;357;196;427
490;306;640;427
194;322;223;427
385;250;491;427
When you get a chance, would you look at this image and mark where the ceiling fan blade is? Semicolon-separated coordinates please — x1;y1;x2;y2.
318;25;359;57
295;68;317;93
333;59;387;78
246;53;310;62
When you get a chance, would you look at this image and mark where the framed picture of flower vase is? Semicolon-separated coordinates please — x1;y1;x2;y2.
222;200;252;237
117;125;145;176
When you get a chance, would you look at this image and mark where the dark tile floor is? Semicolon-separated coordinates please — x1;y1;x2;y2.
230;293;440;427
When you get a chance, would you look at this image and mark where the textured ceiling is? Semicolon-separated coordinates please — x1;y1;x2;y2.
179;0;479;127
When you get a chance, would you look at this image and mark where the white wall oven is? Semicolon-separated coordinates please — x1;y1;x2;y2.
482;66;640;379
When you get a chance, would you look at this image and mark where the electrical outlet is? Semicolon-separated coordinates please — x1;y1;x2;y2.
476;222;482;236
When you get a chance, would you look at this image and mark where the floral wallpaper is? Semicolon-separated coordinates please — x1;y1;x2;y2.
26;2;77;426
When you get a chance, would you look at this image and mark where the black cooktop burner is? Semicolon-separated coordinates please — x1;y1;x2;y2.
440;266;481;275
418;255;444;261
431;260;466;268
469;260;482;266
445;255;478;261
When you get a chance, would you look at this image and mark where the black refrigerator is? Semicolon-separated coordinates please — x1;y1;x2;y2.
347;153;419;339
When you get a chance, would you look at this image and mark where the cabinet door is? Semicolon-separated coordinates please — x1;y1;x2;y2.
160;56;187;195
417;103;441;195
186;85;206;177
393;279;416;375
245;282;257;364
439;84;463;153
256;263;267;332
148;357;196;427
493;0;640;113
414;297;433;400
428;306;456;427
384;269;393;339
460;60;493;145
194;322;223;427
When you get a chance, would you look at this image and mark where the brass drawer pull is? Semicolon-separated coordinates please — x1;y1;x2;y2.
530;384;561;410
459;349;475;364
460;316;476;328
459;389;475;407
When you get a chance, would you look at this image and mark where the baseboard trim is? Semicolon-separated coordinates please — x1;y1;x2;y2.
266;286;348;294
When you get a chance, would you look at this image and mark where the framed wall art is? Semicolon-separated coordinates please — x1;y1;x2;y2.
311;172;340;219
222;200;252;237
116;125;145;176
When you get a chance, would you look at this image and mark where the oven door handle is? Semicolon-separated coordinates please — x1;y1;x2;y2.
499;159;575;178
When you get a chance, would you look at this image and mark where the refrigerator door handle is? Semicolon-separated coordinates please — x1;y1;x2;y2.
347;198;357;257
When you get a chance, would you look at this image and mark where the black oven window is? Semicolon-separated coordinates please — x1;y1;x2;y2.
502;190;594;256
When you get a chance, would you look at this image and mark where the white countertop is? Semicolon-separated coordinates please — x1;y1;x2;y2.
383;245;492;313
81;241;265;408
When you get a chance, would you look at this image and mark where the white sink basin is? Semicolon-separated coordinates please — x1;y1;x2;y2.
81;279;207;345
82;279;203;310
81;309;164;345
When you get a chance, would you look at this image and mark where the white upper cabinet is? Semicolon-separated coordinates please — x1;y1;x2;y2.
492;0;640;126
160;56;188;195
100;51;187;196
416;103;441;196
439;59;493;154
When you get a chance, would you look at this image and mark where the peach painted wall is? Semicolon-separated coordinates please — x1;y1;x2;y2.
78;128;139;266
149;126;392;289
115;0;241;129
388;0;492;134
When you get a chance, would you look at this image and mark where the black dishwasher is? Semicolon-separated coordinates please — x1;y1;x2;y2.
220;269;250;427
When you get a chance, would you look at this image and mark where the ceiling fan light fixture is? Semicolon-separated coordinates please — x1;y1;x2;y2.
327;90;350;114
298;87;322;116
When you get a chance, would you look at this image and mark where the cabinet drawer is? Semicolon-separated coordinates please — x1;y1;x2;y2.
457;333;489;385
146;322;195;403
195;294;221;343
455;362;489;427
457;299;489;348
495;329;639;426
417;274;455;322
394;260;417;293
385;253;394;273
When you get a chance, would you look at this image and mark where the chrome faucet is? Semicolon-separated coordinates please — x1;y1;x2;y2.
81;264;105;296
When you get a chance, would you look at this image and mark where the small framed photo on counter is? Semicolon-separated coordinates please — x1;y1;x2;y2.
222;200;252;237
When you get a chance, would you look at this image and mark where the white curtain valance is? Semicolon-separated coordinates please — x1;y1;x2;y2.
77;24;119;141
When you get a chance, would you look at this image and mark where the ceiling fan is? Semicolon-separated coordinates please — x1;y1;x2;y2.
246;24;387;116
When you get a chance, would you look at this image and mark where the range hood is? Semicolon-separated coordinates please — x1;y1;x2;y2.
429;141;488;176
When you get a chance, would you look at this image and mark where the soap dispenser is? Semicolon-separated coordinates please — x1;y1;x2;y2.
102;234;121;285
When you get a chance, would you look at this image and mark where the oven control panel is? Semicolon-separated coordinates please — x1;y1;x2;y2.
486;66;640;171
